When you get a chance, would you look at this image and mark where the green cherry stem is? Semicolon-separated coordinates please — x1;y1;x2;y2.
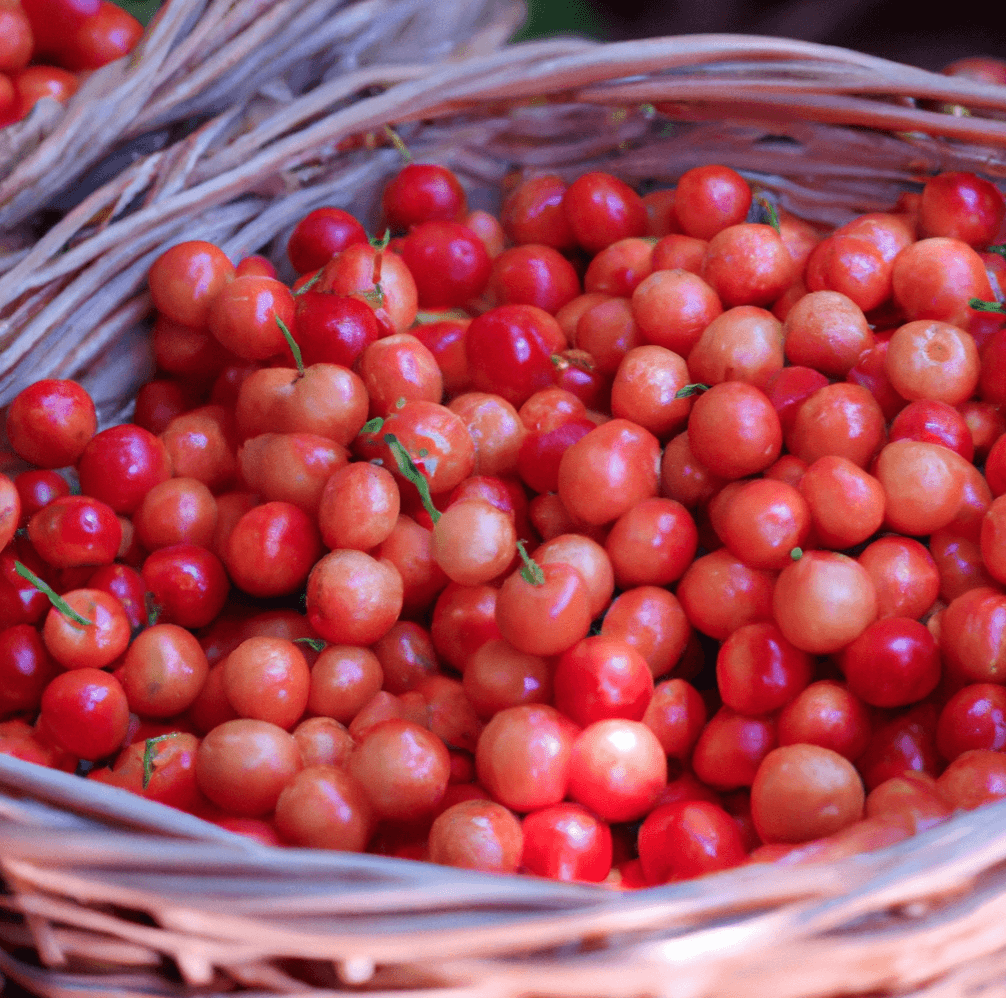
754;195;781;234
291;270;322;296
515;540;545;587
365;229;391;305
142;733;179;789
674;383;710;399
14;561;93;626
145;591;162;627
969;297;1006;313
275;316;305;376
294;637;327;652
384;125;412;162
384;433;440;524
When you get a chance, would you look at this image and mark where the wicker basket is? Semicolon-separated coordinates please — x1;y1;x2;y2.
0;0;521;423
3;29;1006;998
0;0;522;224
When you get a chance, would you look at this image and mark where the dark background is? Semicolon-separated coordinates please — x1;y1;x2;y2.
114;0;1003;73
512;0;1004;72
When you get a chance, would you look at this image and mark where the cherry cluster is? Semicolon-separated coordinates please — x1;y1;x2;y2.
0;0;143;128
2;141;1006;888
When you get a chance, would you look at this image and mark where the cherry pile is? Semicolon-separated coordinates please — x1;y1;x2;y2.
2;144;1006;889
0;0;143;128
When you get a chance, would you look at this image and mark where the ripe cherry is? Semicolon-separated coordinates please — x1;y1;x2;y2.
39;668;129;761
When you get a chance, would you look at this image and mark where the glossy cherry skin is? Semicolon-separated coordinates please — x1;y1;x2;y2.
27;495;121;569
839;617;941;708
521;803;613;882
287;207;368;273
0;624;58;716
400;220;492;309
716;622;813;716
552;635;654;727
39;668;129;761
142;544;230;630
76;424;172;515
381;163;467;231
464;305;560;408
567;718;667;823
223;502;322;600
6;379;96;469
293;292;381;369
937;684;1006;761
14;470;71;527
637;800;747;884
87;563;148;632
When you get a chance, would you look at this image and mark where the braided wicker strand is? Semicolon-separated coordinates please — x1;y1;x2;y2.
2;752;1006;998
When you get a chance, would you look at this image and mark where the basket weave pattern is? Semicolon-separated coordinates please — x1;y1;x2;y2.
2;26;1006;998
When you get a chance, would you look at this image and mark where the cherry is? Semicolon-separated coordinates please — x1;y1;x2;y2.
348;719;450;822
39;668;129;761
142;544;230;630
563;172;647;253
464;304;560;407
293;291;381;368
494;561;592;658
399;220;491;309
217;635;308;731
557;418;660;526
119;624;209;719
207;275;296;361
675;165;752;240
840;617;941;708
27;495;120;569
502;175;576;249
716;622;812;716
567;718;667;823
6;379;96;469
773;550;878;655
427;799;524;873
920;171;1006;247
638;800;746;884
687;381;782;480
92;732;201;812
937;684;1006;761
552;635;654;727
76;424;172;515
475;704;576;812
0;624;58;716
58;0;143;71
195;718;301;817
382;163;467;231
491;244;581;313
287;207;368;273
751;745;865;844
148;241;235;329
306;549;403;646
42;588;131;671
223;502;320;600
522;803;612;882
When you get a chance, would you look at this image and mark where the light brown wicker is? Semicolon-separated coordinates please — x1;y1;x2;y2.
3;749;1006;998
2;28;1006;998
0;0;521;421
0;0;522;226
